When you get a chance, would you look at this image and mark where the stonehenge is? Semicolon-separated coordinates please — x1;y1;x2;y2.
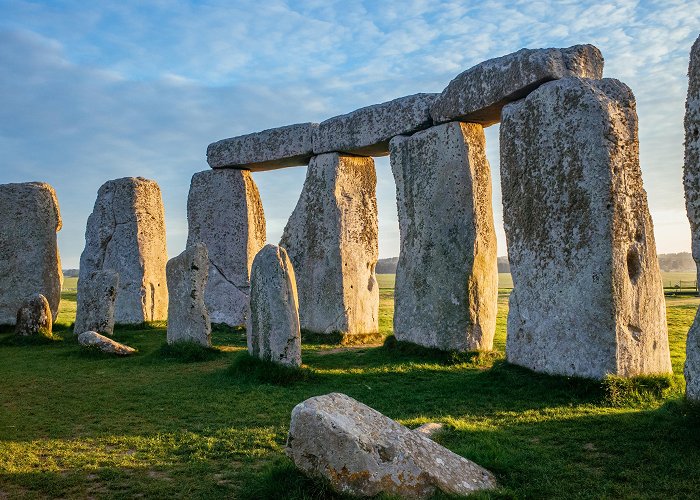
390;122;497;351
74;270;119;336
15;294;52;338
501;78;671;379
78;331;137;356
247;244;302;367
280;153;379;336
79;177;168;324
187;169;266;327
0;182;63;324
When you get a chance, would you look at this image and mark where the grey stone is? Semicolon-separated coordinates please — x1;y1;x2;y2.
501;77;671;379
280;153;379;336
430;44;604;126
78;330;136;356
247;244;301;367
166;243;211;347
390;122;497;351
79;177;168;324
207;122;317;171
313;93;438;157
0;182;62;324
413;422;444;439
187;169;266;327
74;270;119;336
15;293;52;337
684;35;700;402
286;393;496;498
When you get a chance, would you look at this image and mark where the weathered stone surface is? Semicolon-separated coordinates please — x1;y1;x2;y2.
0;182;62;324
313;93;438;157
15;294;52;337
286;393;496;498
78;330;136;356
247;244;301;367
187;169;266;327
207;122;317;171
390;122;497;351
684;35;700;402
280;153;378;336
79;177;168;324
501;77;671;379
166;243;211;347
430;44;604;126
74;270;119;336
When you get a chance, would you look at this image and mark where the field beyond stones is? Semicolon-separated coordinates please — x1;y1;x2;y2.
1;275;699;499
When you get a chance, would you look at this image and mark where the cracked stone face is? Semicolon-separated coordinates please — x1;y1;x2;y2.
79;177;168;324
0;182;63;325
187;169;266;327
501;77;671;379
75;270;119;336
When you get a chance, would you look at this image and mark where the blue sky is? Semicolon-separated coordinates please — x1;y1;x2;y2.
1;0;699;267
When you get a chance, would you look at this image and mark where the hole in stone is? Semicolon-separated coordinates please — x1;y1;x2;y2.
626;247;642;283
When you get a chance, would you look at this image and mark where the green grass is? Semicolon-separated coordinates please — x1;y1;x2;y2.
1;279;700;498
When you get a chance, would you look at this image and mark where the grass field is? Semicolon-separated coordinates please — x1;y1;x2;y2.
1;276;699;498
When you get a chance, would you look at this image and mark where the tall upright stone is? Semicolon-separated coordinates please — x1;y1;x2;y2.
187;169;266;327
683;35;700;401
79;177;168;324
0;182;62;324
501;77;671;379
280;153;379;336
390;122;497;351
247;244;302;367
74;270;119;336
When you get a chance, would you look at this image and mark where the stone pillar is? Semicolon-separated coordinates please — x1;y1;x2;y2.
74;270;119;336
501;77;671;379
683;35;700;401
187;169;266;327
79;177;168;324
0;182;63;324
280;153;378;336
389;122;497;351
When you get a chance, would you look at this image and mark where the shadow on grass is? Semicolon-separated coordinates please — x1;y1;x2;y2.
381;334;504;366
155;341;223;363
0;331;62;346
301;330;385;346
227;351;315;385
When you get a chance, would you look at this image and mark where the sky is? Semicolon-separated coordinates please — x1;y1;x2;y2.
1;0;699;268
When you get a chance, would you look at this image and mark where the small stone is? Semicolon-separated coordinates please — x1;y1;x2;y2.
78;331;136;356
313;93;438;157
286;393;496;498
166;243;211;347
15;294;52;337
430;44;604;126
0;182;63;324
247;244;301;367
74;270;119;336
207;122;317;171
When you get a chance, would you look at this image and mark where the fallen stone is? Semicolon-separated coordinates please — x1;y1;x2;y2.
187;169;266;327
166;243;211;347
74;270;119;336
15;294;52;337
413;422;444;439
79;177;168;324
0;182;62;324
390;122;497;351
207;122;317;171
313;93;438;157
286;393;496;498
247;244;301;367
430;44;604;126
501;77;671;379
78;331;136;356
280;153;379;336
684;35;700;402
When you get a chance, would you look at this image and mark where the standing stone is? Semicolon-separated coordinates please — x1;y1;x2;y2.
187;169;266;327
0;182;62;324
15;294;52;337
390;122;497;351
166;243;211;347
79;177;168;324
280;153;379;336
247;244;302;367
74;270;119;336
684;35;700;401
501;77;671;379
